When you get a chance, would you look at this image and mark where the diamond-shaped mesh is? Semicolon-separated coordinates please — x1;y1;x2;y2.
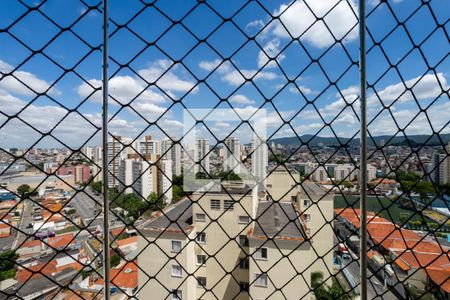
0;0;449;299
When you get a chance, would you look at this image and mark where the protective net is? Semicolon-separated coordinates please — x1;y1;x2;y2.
0;0;448;299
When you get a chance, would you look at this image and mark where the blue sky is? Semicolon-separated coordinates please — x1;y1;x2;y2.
0;0;448;148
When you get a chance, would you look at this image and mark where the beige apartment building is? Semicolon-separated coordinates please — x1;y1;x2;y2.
138;171;334;300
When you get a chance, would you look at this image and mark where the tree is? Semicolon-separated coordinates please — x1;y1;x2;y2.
340;181;354;189
110;253;121;269
17;184;30;197
0;250;19;281
214;171;241;181
90;181;102;193
311;271;351;300
148;192;165;209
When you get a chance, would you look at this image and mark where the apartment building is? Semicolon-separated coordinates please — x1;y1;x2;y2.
223;137;242;174
139;177;333;299
161;138;182;176
266;167;335;281
118;154;172;202
251;138;268;186
193;139;210;175
432;145;450;185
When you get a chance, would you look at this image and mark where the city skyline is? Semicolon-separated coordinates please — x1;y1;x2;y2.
0;0;448;148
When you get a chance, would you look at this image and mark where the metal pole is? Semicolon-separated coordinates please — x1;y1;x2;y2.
359;0;368;299
102;0;110;298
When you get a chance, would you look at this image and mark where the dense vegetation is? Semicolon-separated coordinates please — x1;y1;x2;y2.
311;271;352;300
109;189;165;221
0;250;19;281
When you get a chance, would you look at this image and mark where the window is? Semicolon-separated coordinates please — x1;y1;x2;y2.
291;195;297;202
239;282;249;292
239;235;249;247
171;290;182;299
303;199;310;206
171;241;181;253
239;257;249;269
195;213;206;222
304;214;311;221
238;216;250;224
196;232;206;244
197;276;207;288
255;248;268;260
255;273;268;287
210;199;220;210
196;254;206;266
223;199;234;211
171;265;182;277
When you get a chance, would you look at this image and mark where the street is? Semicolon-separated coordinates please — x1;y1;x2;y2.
340;249;397;299
70;187;102;222
12;198;33;249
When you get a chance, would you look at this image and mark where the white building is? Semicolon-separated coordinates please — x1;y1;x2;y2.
135;135;160;159
251;138;268;185
194;139;210;175
161;139;182;176
224;137;242;174
107;135;127;188
160;159;173;203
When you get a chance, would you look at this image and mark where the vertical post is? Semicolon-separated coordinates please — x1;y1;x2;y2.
102;0;110;298
359;0;368;299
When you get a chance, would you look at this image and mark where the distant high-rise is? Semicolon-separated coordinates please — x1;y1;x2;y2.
160;139;182;176
135;135;160;159
252;138;268;184
432;151;449;185
194;139;210;175
107;135;126;188
224;136;242;174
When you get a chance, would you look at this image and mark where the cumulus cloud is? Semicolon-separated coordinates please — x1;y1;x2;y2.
229;94;256;105
257;39;286;68
288;85;314;95
369;73;448;105
266;0;359;48
138;59;198;93
78;59;197;104
199;60;278;86
0;60;59;96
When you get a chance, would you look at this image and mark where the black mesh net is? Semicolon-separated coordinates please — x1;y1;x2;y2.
0;0;449;299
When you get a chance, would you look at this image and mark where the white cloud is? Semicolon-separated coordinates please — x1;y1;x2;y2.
162;119;183;128
246;19;265;30
369;73;448;105
199;59;222;72
0;60;59;96
270;0;358;48
138;59;198;93
229;94;256;105
78;59;197;104
223;68;277;86
198;60;278;86
257;39;286;68
289;85;313;95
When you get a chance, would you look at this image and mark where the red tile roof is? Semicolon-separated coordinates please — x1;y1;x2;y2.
96;261;138;289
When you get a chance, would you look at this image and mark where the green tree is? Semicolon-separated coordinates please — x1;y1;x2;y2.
90;181;102;193
110;253;121;268
17;184;30;197
214;171;241;181
0;250;19;281
340;181;354;189
311;271;352;300
148;192;165;209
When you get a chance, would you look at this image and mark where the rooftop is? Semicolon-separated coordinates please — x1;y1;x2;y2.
301;181;327;197
252;201;306;241
142;198;193;234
